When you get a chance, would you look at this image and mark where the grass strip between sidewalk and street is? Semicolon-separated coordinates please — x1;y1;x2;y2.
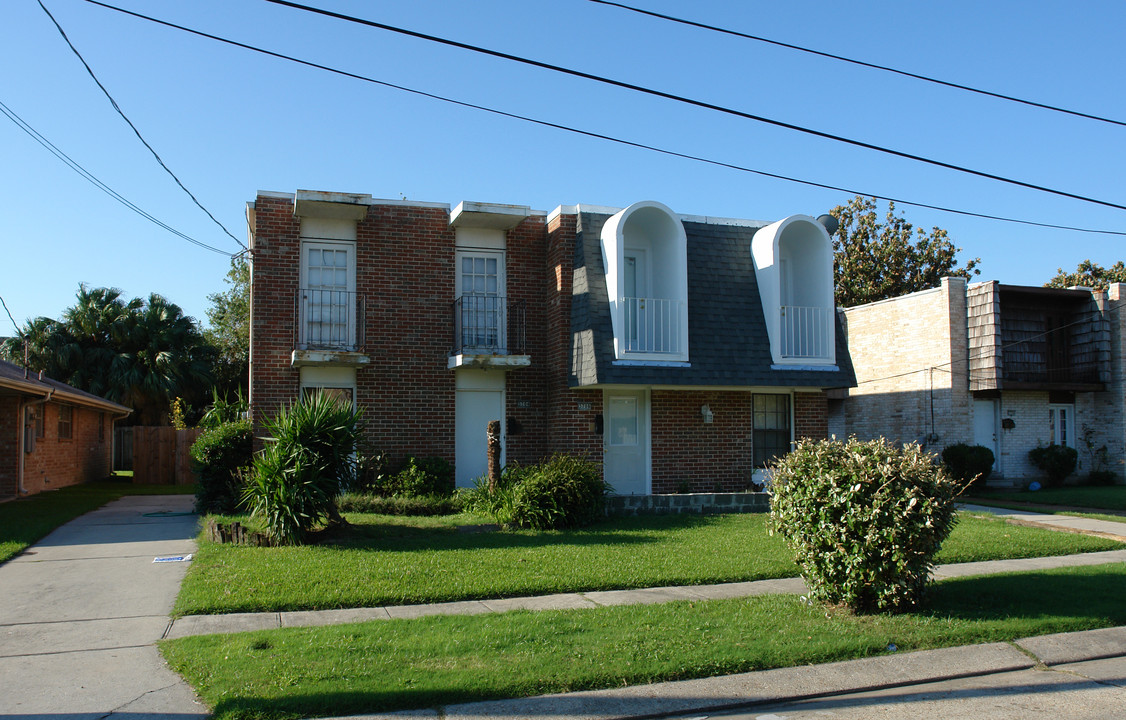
173;510;1124;616
968;486;1126;518
161;562;1126;720
0;478;194;565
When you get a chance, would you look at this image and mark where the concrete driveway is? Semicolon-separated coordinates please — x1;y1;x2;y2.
0;494;208;719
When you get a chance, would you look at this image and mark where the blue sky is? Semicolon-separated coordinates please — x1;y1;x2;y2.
2;0;1123;331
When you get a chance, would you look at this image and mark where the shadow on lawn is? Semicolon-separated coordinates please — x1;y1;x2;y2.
320;513;729;553
926;568;1126;624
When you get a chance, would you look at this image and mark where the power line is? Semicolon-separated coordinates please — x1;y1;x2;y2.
590;0;1126;130
0;294;21;337
81;1;1126;238
0;97;233;256
258;0;1126;213
37;0;247;250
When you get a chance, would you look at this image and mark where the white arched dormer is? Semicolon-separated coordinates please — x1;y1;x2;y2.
751;215;835;365
600;201;689;362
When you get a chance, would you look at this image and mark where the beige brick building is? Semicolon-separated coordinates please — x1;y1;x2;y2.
831;278;1126;486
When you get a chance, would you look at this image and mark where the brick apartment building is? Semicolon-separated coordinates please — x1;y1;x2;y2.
247;190;856;493
833;277;1126;484
0;359;131;499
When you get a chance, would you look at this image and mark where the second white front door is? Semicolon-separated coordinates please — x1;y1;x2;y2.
455;370;505;488
603;390;649;495
973;398;1000;473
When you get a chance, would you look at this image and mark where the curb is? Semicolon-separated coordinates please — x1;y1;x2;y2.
317;626;1126;720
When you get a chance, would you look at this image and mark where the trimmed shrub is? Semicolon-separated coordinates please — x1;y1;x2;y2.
336;492;464;516
769;437;960;613
243;394;363;544
509;455;609;530
385;456;455;498
190;420;253;514
941;443;994;490
1028;444;1078;487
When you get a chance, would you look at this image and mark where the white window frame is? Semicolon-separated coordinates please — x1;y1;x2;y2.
455;249;507;353
1048;403;1074;447
299;240;357;349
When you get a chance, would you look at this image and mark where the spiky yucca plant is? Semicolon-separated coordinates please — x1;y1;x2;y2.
243;393;362;544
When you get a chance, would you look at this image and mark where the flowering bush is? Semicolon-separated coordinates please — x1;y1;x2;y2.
769;437;960;613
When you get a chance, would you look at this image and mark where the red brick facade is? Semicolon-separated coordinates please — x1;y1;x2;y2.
249;194;832;491
1;398;114;498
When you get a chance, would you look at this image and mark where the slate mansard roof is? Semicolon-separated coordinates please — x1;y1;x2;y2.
569;210;856;389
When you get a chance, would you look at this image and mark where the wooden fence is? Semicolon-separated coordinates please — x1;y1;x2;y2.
132;427;204;485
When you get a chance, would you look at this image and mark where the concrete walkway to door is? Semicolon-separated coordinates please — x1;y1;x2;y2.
0;494;207;719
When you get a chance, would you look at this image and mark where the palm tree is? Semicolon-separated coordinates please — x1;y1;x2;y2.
4;286;214;425
111;294;214;425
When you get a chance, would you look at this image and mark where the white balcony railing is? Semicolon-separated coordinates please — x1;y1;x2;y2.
780;305;832;360
621;297;684;355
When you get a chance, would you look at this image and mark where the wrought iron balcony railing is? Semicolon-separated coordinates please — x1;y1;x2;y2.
452;295;526;355
295;288;365;351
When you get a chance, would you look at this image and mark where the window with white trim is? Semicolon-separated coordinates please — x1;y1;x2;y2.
753;394;792;467
1048;404;1073;446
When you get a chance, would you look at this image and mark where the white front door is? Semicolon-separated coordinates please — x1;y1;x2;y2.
301;241;356;348
455;370;505;488
603;390;649;495
973;398;1000;472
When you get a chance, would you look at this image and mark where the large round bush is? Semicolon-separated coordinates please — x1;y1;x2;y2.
941;443;994;490
769;437;960;613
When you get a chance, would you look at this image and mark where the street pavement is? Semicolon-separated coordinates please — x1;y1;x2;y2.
0;494;207;719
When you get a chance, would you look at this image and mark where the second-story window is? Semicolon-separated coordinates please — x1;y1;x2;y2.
300;241;356;350
456;250;505;352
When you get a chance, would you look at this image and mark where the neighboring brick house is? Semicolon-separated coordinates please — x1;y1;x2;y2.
832;277;1126;485
247;190;856;494
0;359;131;499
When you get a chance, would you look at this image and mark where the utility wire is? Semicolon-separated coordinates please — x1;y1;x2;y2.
258;0;1126;213
81;1;1126;238
590;0;1126;129
0;294;21;337
0;98;233;256
37;0;247;250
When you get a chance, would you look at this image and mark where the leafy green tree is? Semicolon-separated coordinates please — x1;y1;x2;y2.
1;286;213;425
204;258;249;396
830;196;981;307
1045;260;1126;291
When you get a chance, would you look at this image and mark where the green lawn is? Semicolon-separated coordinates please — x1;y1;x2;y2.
162;563;1126;720
0;478;195;565
173;510;1123;616
967;485;1126;524
968;485;1126;512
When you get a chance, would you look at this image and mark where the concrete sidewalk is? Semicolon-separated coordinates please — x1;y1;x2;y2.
165;546;1126;639
0;494;207;719
959;502;1126;541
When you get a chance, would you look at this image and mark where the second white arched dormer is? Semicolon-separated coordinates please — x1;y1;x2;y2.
600;201;690;362
751;215;836;365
